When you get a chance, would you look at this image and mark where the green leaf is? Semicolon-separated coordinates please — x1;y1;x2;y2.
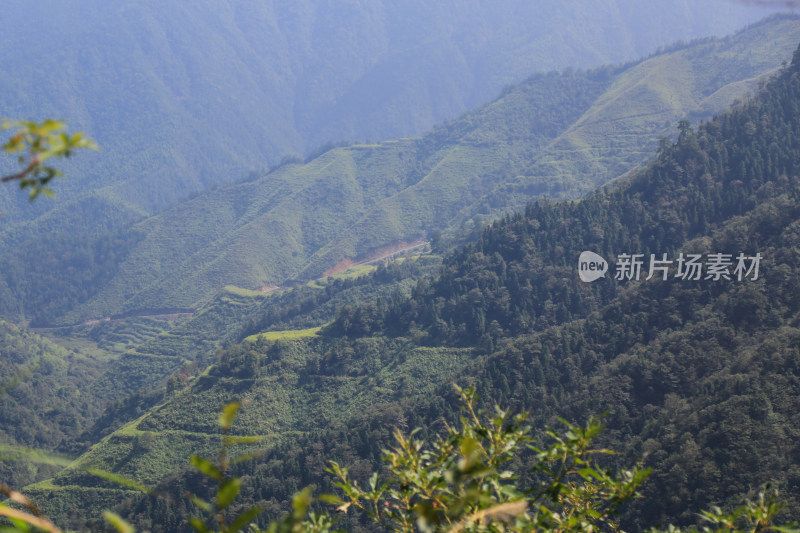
189;495;213;513
0;444;72;467
219;402;241;431
228;506;263;533
103;511;134;533
292;487;313;515
233;450;266;465
86;468;154;495
0;525;31;533
1;518;33;533
0;502;60;533
217;477;242;509
189;516;212;533
191;455;223;481
318;493;345;505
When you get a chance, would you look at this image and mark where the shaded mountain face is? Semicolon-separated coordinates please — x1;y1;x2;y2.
24;40;800;530
4;16;798;326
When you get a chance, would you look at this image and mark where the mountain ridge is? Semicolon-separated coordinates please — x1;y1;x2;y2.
21;14;798;326
1;1;780;223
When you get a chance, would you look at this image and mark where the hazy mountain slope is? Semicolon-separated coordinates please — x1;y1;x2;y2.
479;16;800;205
23;40;800;529
0;1;783;221
44;16;800;325
26;337;479;530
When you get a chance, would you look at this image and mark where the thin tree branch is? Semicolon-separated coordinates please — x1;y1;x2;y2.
0;160;38;183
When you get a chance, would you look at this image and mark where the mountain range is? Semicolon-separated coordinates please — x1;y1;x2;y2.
0;0;783;223
9;28;800;531
2;8;800;531
2;14;798;326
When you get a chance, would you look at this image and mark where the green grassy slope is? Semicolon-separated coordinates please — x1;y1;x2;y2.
19;256;442;526
51;16;800;324
24;336;476;528
482;16;800;206
56;254;439;449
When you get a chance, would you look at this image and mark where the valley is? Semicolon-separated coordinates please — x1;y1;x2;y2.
2;7;800;532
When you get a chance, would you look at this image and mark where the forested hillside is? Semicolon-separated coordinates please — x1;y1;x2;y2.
320;41;800;527
0;321;112;489
20;39;800;531
5;16;798;326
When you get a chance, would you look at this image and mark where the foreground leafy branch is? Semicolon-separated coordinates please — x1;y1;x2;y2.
1;119;97;200
186;402;264;533
1;391;798;532
323;386;648;532
263;387;797;533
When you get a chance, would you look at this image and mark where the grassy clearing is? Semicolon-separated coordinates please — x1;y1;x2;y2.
328;264;377;280
40;335;120;362
245;326;323;342
223;285;272;298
